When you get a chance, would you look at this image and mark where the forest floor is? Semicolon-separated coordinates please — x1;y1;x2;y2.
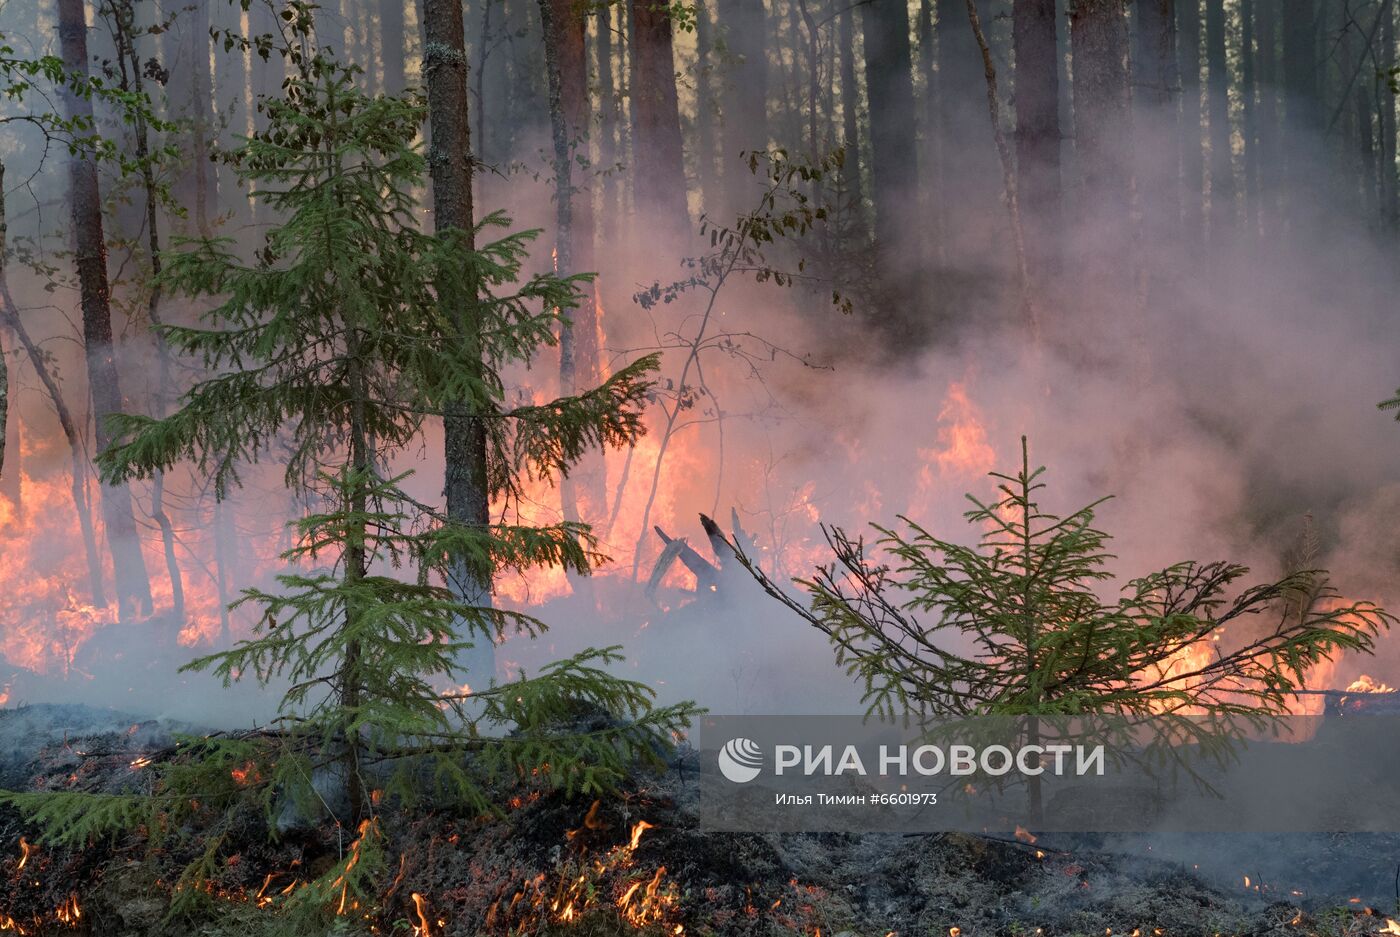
0;704;1394;937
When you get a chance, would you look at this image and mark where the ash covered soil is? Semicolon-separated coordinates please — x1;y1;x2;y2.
0;704;1395;937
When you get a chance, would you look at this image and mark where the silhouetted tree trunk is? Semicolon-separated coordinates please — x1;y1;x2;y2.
113;0;186;628
0;288;5;488
838;3;865;234
1134;0;1179;240
597;3;621;243
621;0;636;216
1282;0;1318;223
794;0;821;164
1254;0;1280;229
694;2;720;215
423;0;494;680
213;0;248;216
861;0;918;258
381;0;407;94
1382;4;1398;227
916;0;938;259
184;0;216;235
937;0;1001;266
1205;0;1233;237
213;494;233;644
0;162;6;486
1177;0;1204;238
0;391;18;521
541;0;604;527
1071;0;1133;223
718;0;768;193
629;0;689;238
58;0;154;619
1240;0;1258;233
1014;0;1062;282
1341;15;1377;218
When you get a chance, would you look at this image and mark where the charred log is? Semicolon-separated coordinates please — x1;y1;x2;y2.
647;525;720;596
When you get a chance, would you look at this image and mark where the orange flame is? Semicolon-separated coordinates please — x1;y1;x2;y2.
1345;674;1395;694
411;892;432;936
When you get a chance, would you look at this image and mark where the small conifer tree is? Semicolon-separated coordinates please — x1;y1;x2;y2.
738;438;1392;814
1;62;696;930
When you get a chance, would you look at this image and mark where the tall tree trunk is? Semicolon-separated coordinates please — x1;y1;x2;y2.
717;0;768;203
1341;15;1377;219
541;0;578;393
1134;0;1180;240
248;0;281;228
1177;0;1204;239
1282;0;1317;225
216;0;249;222
424;0;495;681
183;0;216;235
1382;3;1398;227
916;0;940;260
212;493;232;643
861;0;918;260
541;0;604;529
596;3;620;245
621;0;636;219
1205;0;1233;238
1254;0;1279;230
1070;0;1135;342
629;0;689;240
1071;0;1133;221
838;3;865;238
1240;0;1258;233
380;0;408;94
0;323;5;491
794;0;821;165
339;304;372;827
694;2;720;216
938;0;1002;268
1014;0;1062;284
0;161;6;486
967;0;1038;333
0;387;18;523
58;0;154;619
114;0;186;629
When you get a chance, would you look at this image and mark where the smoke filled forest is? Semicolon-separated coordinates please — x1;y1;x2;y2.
5;0;1400;932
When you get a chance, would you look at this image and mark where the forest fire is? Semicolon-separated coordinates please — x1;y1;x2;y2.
483;804;683;934
0;444;284;678
2;0;1400;929
0;368;1018;687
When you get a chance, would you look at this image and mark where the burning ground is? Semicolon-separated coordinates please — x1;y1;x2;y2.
0;704;1397;937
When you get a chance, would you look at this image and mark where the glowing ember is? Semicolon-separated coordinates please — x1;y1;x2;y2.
229;761;259;786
